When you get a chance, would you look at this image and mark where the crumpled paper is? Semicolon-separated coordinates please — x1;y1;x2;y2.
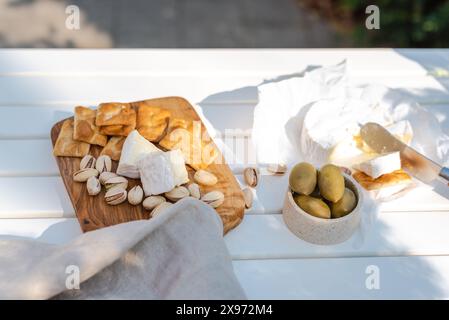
253;61;449;168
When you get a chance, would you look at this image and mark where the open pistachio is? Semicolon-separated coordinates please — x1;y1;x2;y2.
80;155;96;170
188;183;201;199
99;171;118;185
128;185;144;205
151;202;172;218
143;196;166;211
73;168;99;182
104;176;128;191
243;167;259;187
201;190;225;208
105;187;127;205
194;170;218;186
242;187;253;209
165;186;189;202
267;163;287;175
86;176;101;196
96;155;112;173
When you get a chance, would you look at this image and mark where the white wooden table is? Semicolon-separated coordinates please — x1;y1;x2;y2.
1;49;449;299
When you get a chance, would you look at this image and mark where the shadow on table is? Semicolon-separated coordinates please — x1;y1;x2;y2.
395;49;449;131
0;219;81;244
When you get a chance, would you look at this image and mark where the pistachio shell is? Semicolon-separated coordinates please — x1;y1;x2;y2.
243;167;259;187
267;163;287;175
188;183;201;199
99;172;118;185
142;196;166;211
95;155;112;173
194;170;218;186
80;155;96;170
73;168;99;182
86;176;101;196
128;185;144;205
105;187;127;205
104;176;128;191
242;187;253;209
165;186;189;202
151;202;172;218
201;190;225;208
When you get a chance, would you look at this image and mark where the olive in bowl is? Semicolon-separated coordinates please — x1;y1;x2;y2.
282;162;363;245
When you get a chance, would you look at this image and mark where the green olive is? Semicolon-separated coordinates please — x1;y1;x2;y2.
318;164;345;203
294;195;331;219
289;162;317;195
331;188;357;218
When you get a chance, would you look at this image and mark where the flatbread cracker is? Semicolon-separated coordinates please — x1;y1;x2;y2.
159;119;219;170
73;106;107;146
353;169;412;190
99;114;136;136
53;119;90;158
136;104;171;142
95;102;136;127
100;136;126;161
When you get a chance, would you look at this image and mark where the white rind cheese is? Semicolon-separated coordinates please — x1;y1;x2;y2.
165;150;189;186
301;94;413;168
138;152;175;196
138;150;189;196
355;151;401;179
117;130;162;179
301;97;393;166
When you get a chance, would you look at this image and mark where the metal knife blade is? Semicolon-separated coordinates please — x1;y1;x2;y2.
360;122;443;184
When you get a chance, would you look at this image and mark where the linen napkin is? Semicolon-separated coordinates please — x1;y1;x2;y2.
0;198;246;300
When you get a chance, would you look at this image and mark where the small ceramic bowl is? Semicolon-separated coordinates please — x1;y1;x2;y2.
282;173;363;245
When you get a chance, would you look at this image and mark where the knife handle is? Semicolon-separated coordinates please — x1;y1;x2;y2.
439;167;449;182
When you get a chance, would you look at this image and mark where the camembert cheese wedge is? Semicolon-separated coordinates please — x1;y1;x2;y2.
117;130;162;179
354;151;401;179
138;150;189;196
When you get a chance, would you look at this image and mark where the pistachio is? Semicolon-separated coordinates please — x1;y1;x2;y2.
86;176;101;196
194;170;218;186
80;155;96;170
165;186;189;202
151;202;172;218
104;176;128;191
128;185;144;205
142;196;166;211
73;168;99;182
243;167;259;187
105;187;127;205
201;190;225;208
95;155;112;173
242;187;253;209
188;183;201;199
99;171;118;185
340;166;352;176
267;163;287;175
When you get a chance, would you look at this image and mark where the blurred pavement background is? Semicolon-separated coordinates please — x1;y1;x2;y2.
0;0;448;48
0;0;339;48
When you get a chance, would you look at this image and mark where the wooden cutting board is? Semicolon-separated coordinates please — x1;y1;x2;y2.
51;97;245;234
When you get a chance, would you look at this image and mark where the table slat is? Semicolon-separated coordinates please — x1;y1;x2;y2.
233;255;449;299
3;212;449;260
0;75;447;106
0;49;439;76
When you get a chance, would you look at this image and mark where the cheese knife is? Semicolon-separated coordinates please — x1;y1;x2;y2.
360;122;449;184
